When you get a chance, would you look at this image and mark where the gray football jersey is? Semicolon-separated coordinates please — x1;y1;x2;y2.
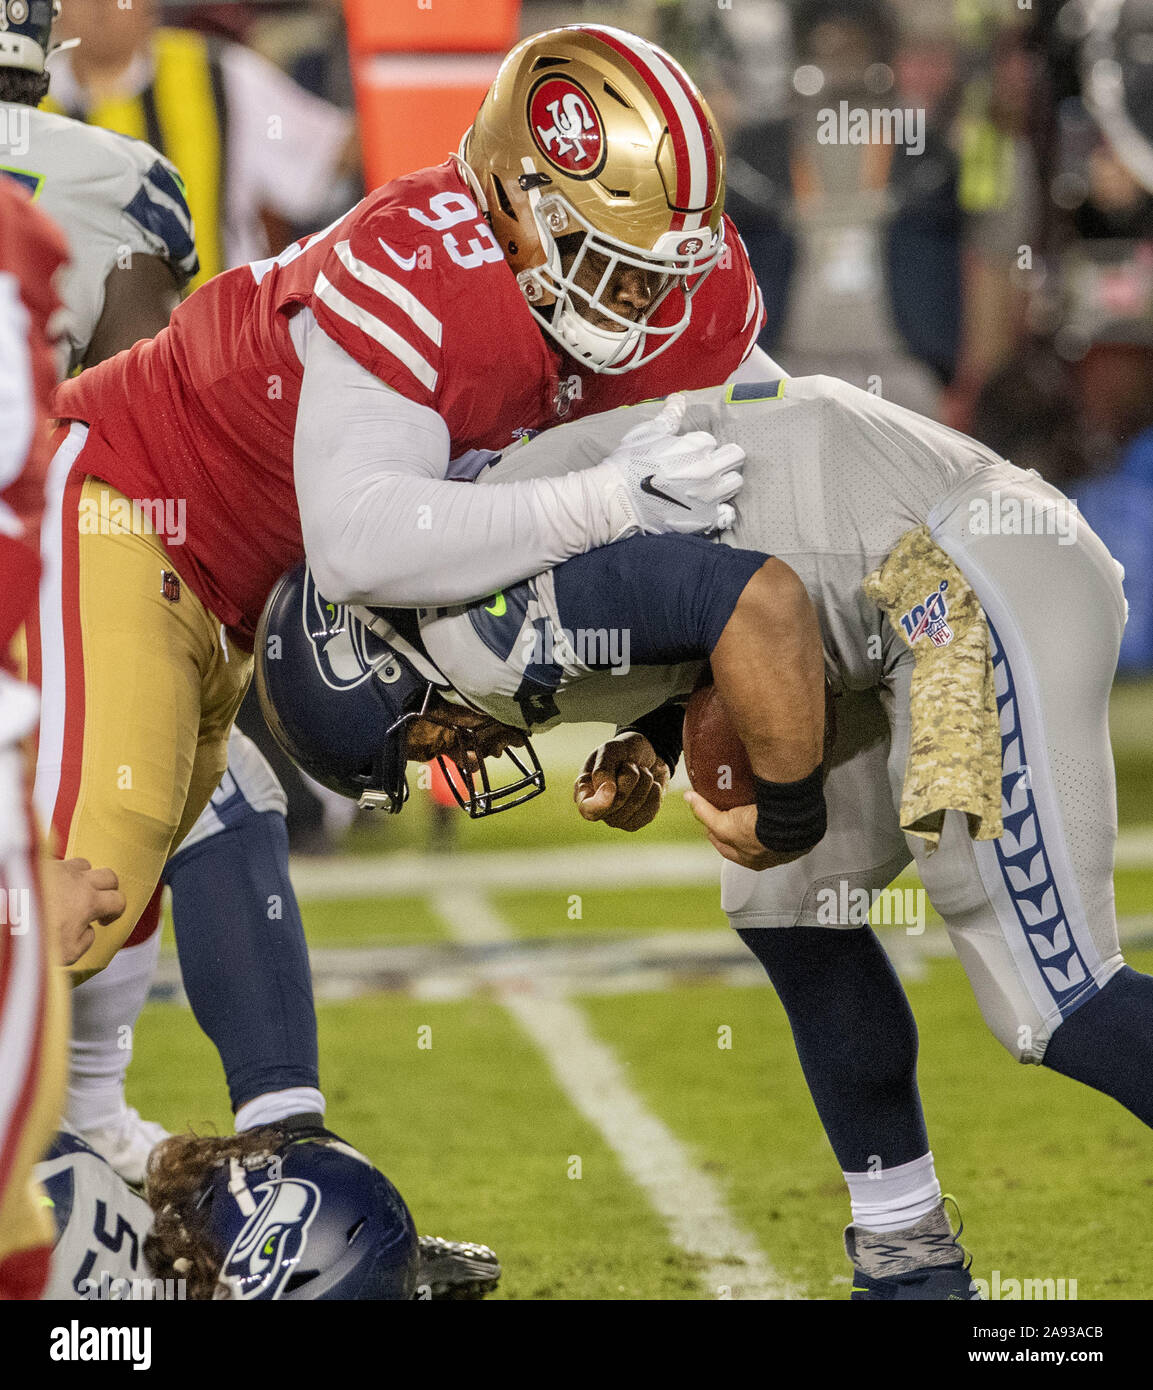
0;104;197;372
367;376;1014;733
359;571;705;736
36;1128;156;1300
475;375;1009;694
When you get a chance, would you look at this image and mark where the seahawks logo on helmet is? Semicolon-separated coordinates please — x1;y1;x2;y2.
220;1175;321;1301
301;566;405;693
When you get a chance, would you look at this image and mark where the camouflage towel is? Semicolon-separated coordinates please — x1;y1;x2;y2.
862;526;1002;853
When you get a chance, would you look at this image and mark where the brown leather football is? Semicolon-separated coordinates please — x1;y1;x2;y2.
682;684;755;810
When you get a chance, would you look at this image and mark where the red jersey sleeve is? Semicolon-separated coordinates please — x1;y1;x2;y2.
311;200;446;410
728;220;767;364
0;181;67;656
305;166;560;451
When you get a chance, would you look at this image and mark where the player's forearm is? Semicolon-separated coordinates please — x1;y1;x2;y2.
306;466;623;607
708;559;826;782
295;330;629;606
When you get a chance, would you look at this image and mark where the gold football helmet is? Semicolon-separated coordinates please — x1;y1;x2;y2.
460;24;727;374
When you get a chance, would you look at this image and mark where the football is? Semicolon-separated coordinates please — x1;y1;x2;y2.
682;683;755;810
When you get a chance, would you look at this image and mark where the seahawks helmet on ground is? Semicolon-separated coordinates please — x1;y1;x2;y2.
255;561;545;818
193;1125;418;1301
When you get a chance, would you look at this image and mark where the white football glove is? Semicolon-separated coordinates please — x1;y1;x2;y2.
597;393;745;539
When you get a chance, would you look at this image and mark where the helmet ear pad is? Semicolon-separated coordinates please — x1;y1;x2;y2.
455;143;556;300
480;167;562;308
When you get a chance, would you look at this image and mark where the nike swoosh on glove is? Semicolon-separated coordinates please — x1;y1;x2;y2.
597;393;746;540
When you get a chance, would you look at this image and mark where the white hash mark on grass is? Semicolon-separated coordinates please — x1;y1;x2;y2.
430;884;801;1301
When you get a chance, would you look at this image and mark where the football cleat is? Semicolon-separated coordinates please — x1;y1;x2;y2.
845;1197;982;1301
414;1236;502;1300
78;1106;171;1189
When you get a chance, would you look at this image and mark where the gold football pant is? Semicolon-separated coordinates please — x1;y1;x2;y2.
31;429;252;981
0;733;67;1289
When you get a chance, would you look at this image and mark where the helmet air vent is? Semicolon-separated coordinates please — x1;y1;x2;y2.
492;177;516;219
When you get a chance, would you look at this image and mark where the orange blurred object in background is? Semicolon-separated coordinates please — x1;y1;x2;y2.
343;0;521;189
426;758;466;810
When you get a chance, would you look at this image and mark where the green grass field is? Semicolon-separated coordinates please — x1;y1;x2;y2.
129;947;1153;1301
130;697;1153;1301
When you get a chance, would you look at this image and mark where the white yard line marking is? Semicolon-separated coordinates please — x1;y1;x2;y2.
430;885;799;1301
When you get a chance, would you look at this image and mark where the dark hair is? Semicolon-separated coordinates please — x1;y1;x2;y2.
143;1127;290;1301
0;69;50;107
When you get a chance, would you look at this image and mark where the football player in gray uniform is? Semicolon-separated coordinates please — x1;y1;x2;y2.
257;379;1148;1299
0;5;196;371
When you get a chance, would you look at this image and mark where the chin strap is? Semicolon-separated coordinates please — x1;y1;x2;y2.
273;1112;342;1144
47;36;80;62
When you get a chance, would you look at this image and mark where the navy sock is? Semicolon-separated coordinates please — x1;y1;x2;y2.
1043;965;1153;1125
164;808;319;1113
737;926;929;1172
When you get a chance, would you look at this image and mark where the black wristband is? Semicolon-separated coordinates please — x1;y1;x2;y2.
753;766;827;854
618;701;684;773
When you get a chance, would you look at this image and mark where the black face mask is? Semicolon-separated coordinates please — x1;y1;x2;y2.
377;692;546;818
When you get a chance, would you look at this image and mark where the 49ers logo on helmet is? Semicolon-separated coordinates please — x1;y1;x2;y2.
528;77;606;179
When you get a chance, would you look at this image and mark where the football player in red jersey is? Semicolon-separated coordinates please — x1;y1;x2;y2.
0;180;126;1298
34;24;765;986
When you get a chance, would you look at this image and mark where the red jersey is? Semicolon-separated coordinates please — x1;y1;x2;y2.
54;161;764;646
0;181;68;665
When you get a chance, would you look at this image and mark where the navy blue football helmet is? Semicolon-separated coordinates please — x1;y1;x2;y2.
255;561;545;817
193;1126;418;1301
0;0;76;74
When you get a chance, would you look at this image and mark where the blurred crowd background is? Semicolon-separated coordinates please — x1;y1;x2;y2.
48;0;1153;842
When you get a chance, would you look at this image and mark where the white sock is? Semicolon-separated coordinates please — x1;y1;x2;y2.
235;1087;327;1132
66;930;162;1133
843;1152;942;1234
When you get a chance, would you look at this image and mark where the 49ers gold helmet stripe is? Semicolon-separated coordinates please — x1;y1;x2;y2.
593;26;718;229
462;23;727;372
